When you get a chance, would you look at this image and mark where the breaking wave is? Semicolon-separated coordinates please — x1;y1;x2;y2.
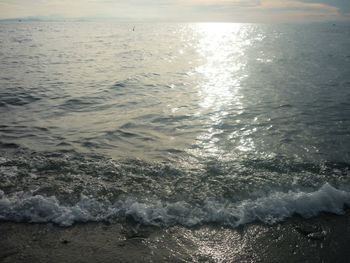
1;183;349;227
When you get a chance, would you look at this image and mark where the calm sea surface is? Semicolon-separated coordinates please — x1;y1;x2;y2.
1;22;350;226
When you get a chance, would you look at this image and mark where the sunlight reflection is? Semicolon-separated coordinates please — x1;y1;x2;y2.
195;23;247;110
190;23;255;159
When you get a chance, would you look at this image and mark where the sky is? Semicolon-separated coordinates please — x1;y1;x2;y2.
0;0;349;22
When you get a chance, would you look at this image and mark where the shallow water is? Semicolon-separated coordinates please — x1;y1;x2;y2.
1;22;350;226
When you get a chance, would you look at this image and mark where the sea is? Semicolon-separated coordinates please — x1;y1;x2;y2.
0;22;350;227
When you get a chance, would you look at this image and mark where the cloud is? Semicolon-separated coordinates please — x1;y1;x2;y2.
0;0;348;21
302;0;350;12
176;0;340;21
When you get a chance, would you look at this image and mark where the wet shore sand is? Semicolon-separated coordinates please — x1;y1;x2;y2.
1;211;350;263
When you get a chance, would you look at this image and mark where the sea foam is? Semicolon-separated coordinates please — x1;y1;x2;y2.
0;183;349;227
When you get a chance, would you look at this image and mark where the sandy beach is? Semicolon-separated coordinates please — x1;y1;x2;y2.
1;211;350;263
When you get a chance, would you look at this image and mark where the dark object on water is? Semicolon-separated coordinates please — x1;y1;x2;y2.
133;26;135;31
0;249;18;260
307;231;327;240
294;224;327;240
295;224;320;235
61;239;70;244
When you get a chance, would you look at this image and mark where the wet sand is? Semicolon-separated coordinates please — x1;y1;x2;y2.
1;212;350;263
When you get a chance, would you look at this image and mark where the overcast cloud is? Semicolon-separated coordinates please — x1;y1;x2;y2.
0;0;348;21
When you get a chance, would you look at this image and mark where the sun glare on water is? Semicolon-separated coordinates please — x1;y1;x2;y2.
189;23;257;159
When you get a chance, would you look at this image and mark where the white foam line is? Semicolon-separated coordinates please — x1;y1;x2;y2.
0;183;349;227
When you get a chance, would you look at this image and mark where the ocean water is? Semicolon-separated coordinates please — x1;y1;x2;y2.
1;22;350;227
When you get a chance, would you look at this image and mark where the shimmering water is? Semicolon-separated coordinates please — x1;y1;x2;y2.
1;22;350;226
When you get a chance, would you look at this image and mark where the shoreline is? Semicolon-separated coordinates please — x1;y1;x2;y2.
1;211;350;262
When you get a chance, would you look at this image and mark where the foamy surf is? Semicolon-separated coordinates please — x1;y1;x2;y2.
0;183;349;227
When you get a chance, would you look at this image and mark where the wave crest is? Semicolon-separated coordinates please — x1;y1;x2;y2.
1;183;349;227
